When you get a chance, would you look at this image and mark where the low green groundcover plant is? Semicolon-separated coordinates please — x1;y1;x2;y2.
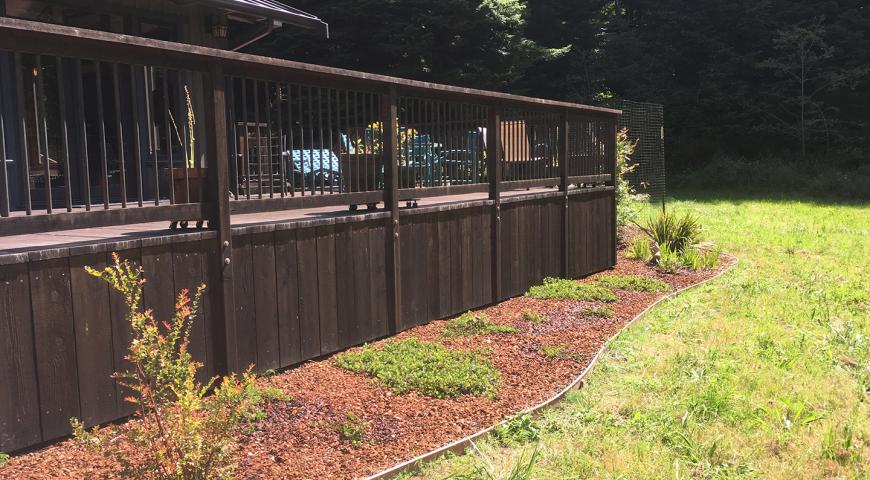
441;311;519;337
522;310;547;324
334;339;501;399
526;277;618;303
332;412;368;448
595;275;670;293
0;453;8;468
540;345;567;358
581;306;615;318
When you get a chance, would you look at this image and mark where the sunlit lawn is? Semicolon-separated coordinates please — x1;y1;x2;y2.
412;192;870;479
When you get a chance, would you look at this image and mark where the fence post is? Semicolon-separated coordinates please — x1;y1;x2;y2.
487;103;501;302
382;86;401;334
202;61;236;375
559;109;570;278
610;117;618;267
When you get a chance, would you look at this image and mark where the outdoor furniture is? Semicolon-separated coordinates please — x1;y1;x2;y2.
284;148;341;191
441;129;485;184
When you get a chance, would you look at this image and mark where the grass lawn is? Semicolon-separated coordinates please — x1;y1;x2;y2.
413;192;870;479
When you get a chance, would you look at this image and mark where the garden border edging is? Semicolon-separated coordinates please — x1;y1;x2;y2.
364;255;738;480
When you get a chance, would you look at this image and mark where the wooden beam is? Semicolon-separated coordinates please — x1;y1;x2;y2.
560;110;569;278
487;103;502;302
381;86;401;334
202;61;235;376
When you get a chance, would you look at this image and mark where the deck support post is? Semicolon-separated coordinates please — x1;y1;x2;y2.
203;61;235;375
559;109;570;278
487;103;502;302
382;86;401;334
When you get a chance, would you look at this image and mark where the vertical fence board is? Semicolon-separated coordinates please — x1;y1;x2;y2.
335;223;357;348
296;228;321;358
436;211;451;319
171;240;209;383
30;257;80;440
0;262;41;452
69;253;117;427
351;223;373;344
368;225;388;338
316;226;338;354
231;235;258;370
275;229;302;366
141;244;175;330
109;247;139;417
251;232;279;372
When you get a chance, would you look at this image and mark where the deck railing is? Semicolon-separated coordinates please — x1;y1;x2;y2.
0;17;618;235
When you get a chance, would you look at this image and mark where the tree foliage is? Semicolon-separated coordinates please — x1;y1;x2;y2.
251;0;870;170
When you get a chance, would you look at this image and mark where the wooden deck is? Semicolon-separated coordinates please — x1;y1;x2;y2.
0;187;556;255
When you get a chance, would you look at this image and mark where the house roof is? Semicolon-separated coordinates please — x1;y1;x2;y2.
199;0;328;36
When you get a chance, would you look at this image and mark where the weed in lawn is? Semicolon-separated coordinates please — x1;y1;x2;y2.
334;339;501;399
596;274;670;292
521;310;546;324
626;236;653;262
754;397;826;435
332;412;368;448
442;312;519;337
820;423;863;467
526;277;618;303
581;306;615;318
447;447;540;480
492;414;542;446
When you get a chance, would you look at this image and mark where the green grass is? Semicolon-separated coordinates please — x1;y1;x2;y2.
414;192;870;479
441;311;519;337
334;339;501;399
596;275;670;293
526;277;618;303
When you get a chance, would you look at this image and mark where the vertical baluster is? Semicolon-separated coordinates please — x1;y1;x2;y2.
287;83;296;196
276;82;285;197
13;53;31;214
0;75;8;217
307;86;314;196
55;57;73;211
252;79;263;198
176;69;190;203
239;78;250;199
34;55;52;213
74;60;91;210
341;89;349;194
263;81;274;198
112;63;127;207
227;77;238;200
297;84;305;196
145;67;159;206
317;87;325;195
163;70;175;204
95;61;109;209
326;88;333;194
131;65;144;207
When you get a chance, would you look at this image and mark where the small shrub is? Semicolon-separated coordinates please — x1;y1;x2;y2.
526;277;618;303
332;412;368;448
72;253;276;480
441;311;519;337
656;244;685;274
682;246;721;270
522;310;547;324
334;339;501;399
595;275;670;292
581;306;615;318
637;210;702;253
492;414;542;446
540;345;567;358
626;236;653;262
0;453;8;468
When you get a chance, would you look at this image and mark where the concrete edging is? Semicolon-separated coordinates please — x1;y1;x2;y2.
364;255;738;480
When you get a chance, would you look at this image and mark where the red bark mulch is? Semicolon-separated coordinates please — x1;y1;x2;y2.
2;252;733;480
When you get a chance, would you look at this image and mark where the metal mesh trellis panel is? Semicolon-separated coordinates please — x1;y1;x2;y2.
614;99;665;201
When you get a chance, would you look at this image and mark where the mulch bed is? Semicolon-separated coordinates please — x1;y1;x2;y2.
2;250;733;480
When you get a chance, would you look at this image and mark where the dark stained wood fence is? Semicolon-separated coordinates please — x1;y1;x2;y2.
0;187;614;453
0;17;619;453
